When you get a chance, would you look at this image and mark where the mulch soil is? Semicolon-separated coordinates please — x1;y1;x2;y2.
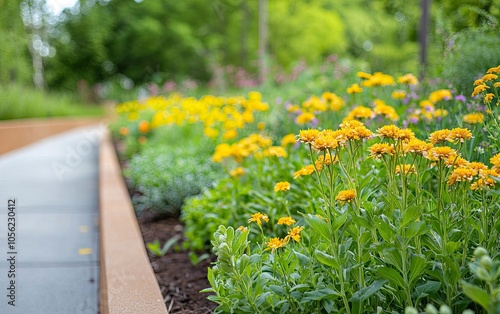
137;211;217;314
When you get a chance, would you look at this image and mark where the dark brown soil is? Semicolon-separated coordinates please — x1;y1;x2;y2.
137;211;217;314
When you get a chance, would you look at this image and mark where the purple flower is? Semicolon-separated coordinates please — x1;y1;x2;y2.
455;95;466;103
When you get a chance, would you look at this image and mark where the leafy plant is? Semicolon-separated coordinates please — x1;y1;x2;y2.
125;131;221;215
147;236;180;257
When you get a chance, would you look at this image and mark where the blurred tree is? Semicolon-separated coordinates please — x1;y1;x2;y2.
0;0;32;85
46;0;217;90
268;1;347;69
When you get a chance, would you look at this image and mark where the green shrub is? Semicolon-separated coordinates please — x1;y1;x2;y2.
0;84;103;120
442;29;500;96
125;138;222;215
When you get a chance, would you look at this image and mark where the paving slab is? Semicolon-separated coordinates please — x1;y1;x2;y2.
0;126;101;313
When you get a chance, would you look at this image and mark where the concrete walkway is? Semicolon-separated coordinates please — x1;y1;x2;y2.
0;125;103;313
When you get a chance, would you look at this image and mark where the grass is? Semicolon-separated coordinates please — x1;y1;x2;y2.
0;84;105;120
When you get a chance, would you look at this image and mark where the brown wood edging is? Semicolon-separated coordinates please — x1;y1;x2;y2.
0;116;103;154
99;129;168;314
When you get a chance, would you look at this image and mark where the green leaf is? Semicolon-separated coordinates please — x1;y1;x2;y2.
375;216;395;243
405;221;428;239
401;205;421;228
461;281;490;311
302;288;340;302
350;279;387;302
293;249;310;266
383;248;403;272
413;281;441;298
376;267;406;289
305;214;331;242
315;250;340;269
256;292;271;307
446;241;461;254
332;210;349;233
270;285;286;295
409;255;427;286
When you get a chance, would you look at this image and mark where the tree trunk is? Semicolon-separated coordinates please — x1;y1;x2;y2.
240;0;249;69
419;0;430;80
258;0;268;84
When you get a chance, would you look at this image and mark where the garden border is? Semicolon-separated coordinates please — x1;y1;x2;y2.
0;116;103;154
99;129;168;314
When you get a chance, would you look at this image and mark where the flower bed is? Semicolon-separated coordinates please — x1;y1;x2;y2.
113;64;500;313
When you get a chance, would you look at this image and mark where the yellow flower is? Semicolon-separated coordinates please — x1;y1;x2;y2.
296;112;316;124
447;167;477;186
274;181;291;192
339;120;373;140
373;99;399;121
204;127;219;139
433;109;448;118
315;154;338;171
293;165;316;179
449;128;473;143
237;226;248;232
490;153;500;172
212;143;232;162
445;155;469;168
403;138;433;155
287;104;300;113
264;146;288;158
397;73;419;85
222;129;238;140
395;164;417;175
484;93;495;104
471;169;498;190
281;133;297;146
357;71;372;79
286;226;304;242
336;189;357;204
266;237;287;253
463;113;485;124
344;106;375;121
248;212;269;225
347;83;363;94
429;129;452;144
298;129;320;144
360;72;396;87
257;122;266;130
482;73;498;82
248;91;262;101
486;65;500;74
277;217;296;226
391;90;407;100
424;146;457;161
311;130;339;151
473;79;484;86
230;167;245;178
471;84;489;97
468;162;488;172
494;82;500;88
429;89;452;103
377;125;401;140
369;143;396;159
